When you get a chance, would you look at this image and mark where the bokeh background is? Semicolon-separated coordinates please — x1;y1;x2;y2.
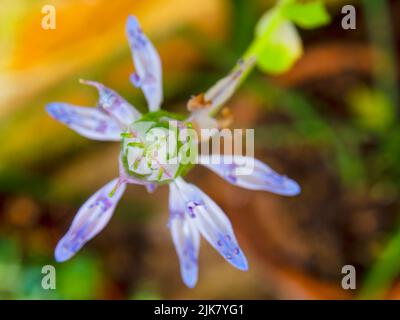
0;0;399;299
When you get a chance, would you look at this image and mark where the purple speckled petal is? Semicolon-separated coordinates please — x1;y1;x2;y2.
199;155;301;196
126;15;162;111
80;79;141;126
175;178;248;271
169;183;200;288
46;103;121;141
55;178;126;262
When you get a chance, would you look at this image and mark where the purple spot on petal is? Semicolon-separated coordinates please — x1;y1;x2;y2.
225;172;237;184
128;29;147;49
89;195;113;213
130;73;141;88
95;120;108;134
100;90;119;110
70;240;82;253
187;201;202;218
47;104;77;125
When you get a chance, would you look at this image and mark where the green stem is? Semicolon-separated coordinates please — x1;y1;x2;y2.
208;0;289;117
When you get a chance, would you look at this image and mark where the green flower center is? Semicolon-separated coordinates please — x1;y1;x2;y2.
121;111;197;184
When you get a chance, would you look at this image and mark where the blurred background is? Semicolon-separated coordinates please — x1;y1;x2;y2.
0;0;399;299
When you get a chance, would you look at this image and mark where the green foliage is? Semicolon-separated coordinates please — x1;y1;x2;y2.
281;0;331;29
255;12;303;74
249;0;330;74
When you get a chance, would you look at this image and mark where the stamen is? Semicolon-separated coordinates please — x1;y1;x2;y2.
187;93;211;111
108;177;126;197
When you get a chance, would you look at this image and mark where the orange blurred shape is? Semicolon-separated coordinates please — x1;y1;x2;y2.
4;196;40;227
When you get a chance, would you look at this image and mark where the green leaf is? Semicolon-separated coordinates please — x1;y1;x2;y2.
282;0;331;29
255;13;303;74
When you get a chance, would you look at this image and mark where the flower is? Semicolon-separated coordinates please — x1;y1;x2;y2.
46;15;300;288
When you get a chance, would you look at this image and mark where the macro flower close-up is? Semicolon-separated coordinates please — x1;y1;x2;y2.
46;15;300;288
1;0;400;305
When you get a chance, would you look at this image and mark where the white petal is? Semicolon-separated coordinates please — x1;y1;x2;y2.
199;154;301;196
169;184;200;288
55;178;126;262
126;16;163;111
175;178;248;271
80;79;141;126
46;103;122;141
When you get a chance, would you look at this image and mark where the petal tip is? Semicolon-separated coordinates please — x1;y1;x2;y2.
232;253;249;271
79;79;101;90
54;239;75;263
79;78;91;86
45;102;57;115
284;178;301;197
126;15;140;31
183;274;198;289
145;183;157;193
54;252;68;263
